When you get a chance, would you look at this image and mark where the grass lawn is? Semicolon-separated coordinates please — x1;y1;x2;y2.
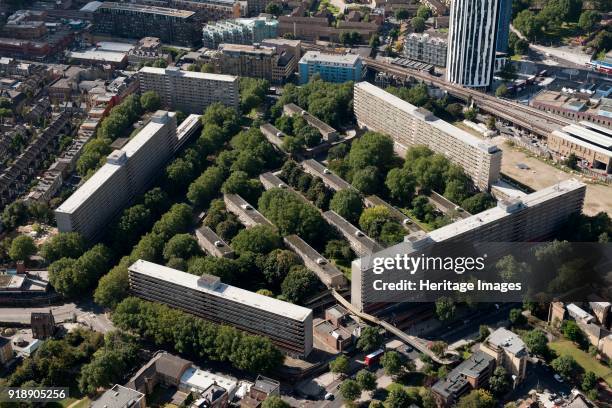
549;340;612;387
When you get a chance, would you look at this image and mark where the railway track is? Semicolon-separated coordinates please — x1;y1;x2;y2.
362;58;571;136
299;41;570;136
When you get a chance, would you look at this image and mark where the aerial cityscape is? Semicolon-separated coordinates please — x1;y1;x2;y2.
0;0;611;407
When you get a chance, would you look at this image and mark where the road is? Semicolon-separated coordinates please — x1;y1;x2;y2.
0;300;115;333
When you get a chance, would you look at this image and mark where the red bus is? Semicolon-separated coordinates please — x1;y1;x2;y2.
364;349;385;367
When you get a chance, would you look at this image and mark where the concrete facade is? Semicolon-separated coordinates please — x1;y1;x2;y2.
354;82;502;190
128;259;313;357
137;67;239;114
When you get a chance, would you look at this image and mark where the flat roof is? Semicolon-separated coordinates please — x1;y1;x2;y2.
355;82;499;154
284;235;344;280
300;51;361;65
323;210;382;252
139;66;237;82
428;179;585;242
96;41;135;52
99;1;195;17
302;159;352;190
67;49;127;63
486;327;526;355
56;112;173;214
552;130;612;158
91;385;144;408
259;172;288;188
55;162;122;214
129;260;312;321
219;43;275;55
563;124;612;149
180;366;237;394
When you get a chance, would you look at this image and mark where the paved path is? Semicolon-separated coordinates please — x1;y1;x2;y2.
332;290;454;365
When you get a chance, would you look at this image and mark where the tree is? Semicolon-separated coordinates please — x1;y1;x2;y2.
552;355;578;379
140;91;161;112
111;204;153;250
496;84;509;98
417;5;432;19
385;387;412;408
357;326;383;352
330;189;363;224
435;297;456;321
461;193;494;214
221;171;262;204
564;153;579;170
395;9;409;20
509;308;527;326
297;125;322;148
1;200;28;230
561;320;586;345
457;389;496;408
9;235;36;262
324;239;353;262
523;330;550;357
381;351;402;376
264;2;283;17
338;379;360;402
479;325;490;342
513;10;542;40
581;371;597;392
40;232;86;263
348;132;394;172
187;166;225;208
152;203;193;240
163;234;201;261
444;179;470;205
489;366;510;395
261;249;301;286
386;168;417;206
261;396;290;408
258;189;327;243
231;225;281;255
281;266;319;304
514;38;529;55
411;17;426;32
359;206;396;240
329;355;350;377
356;369;377;392
411;196;434;221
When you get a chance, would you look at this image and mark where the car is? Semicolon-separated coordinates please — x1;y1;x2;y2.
405;346;413;352
325;393;335;400
554;374;564;383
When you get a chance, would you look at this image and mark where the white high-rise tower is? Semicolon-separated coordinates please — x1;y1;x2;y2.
446;0;500;89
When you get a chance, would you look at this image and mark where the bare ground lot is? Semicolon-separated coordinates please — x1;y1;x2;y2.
492;136;612;216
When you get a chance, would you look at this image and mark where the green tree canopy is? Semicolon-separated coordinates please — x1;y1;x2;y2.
281;266;319;304
163;233;201;261
231;225;282;255
140;91;161;112
40;232;86;263
357;326;383;352
9;235;36;262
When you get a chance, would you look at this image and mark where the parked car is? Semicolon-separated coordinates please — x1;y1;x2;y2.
554;374;564;383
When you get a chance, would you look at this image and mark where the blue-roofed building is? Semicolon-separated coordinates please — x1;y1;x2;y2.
298;51;363;84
